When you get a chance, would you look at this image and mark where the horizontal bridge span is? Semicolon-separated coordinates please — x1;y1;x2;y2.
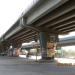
1;0;75;44
58;36;75;46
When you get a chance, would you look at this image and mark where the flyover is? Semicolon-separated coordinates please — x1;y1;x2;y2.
0;0;75;59
22;35;75;49
58;36;75;46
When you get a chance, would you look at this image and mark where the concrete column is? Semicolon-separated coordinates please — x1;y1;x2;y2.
55;35;59;50
39;32;50;59
55;35;59;42
8;42;22;57
1;42;8;53
12;43;22;56
39;32;59;60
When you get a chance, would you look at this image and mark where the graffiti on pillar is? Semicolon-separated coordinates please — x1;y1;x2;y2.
47;42;56;57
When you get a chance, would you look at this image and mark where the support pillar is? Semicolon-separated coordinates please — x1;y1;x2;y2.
39;32;50;60
54;34;59;49
8;42;22;57
13;42;22;57
1;42;8;53
39;32;59;60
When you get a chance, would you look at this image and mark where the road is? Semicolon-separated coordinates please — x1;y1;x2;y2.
0;56;75;75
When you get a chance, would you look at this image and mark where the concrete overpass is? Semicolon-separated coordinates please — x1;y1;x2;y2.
21;35;75;49
58;36;75;46
0;0;75;59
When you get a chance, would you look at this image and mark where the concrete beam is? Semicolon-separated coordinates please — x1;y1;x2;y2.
10;29;31;41
33;0;74;27
17;34;38;43
4;25;22;40
58;23;75;31
52;17;75;30
46;10;75;27
62;27;75;33
14;31;37;41
58;39;75;46
27;0;68;25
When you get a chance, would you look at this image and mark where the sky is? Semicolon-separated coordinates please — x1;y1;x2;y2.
59;31;75;38
0;0;35;37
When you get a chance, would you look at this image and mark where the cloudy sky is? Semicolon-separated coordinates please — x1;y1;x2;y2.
59;31;75;38
0;0;34;37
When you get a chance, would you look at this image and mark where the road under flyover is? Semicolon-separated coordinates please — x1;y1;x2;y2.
0;0;75;59
0;56;75;75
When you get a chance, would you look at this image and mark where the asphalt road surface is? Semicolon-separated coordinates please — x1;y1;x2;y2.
0;56;75;75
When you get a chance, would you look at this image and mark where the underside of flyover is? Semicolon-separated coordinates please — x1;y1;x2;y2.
4;0;75;44
0;0;75;59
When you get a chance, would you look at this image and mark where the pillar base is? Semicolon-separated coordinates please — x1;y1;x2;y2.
42;56;54;60
39;56;54;63
41;49;54;60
